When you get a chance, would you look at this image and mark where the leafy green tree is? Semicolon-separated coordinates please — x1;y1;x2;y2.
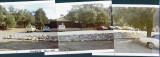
16;10;24;26
0;5;36;28
0;5;5;25
66;9;80;23
3;11;16;28
78;8;97;27
113;7;155;37
94;7;110;26
66;4;110;28
0;12;4;25
25;11;35;26
8;6;15;12
34;8;49;29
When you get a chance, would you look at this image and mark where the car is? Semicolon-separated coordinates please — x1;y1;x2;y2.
26;26;36;32
114;26;122;30
108;26;115;30
43;26;50;32
122;26;130;30
58;25;66;32
96;26;108;30
139;34;159;49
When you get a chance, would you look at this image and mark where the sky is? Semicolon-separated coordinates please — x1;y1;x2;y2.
55;1;112;18
0;0;158;19
0;0;56;19
0;0;111;19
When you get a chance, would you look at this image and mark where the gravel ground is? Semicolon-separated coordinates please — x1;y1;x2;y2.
0;39;58;51
0;39;114;51
58;40;114;51
114;39;159;53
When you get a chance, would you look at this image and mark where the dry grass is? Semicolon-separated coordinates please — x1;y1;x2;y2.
0;28;26;33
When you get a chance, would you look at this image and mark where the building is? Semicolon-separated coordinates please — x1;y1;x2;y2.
46;17;82;28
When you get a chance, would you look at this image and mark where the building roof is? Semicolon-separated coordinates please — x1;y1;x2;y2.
54;17;70;22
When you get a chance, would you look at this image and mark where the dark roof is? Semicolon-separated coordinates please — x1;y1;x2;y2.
54;17;70;22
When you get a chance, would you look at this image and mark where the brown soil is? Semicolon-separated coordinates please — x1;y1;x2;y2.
0;28;26;33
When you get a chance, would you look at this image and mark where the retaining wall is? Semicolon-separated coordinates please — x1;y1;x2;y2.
3;31;157;42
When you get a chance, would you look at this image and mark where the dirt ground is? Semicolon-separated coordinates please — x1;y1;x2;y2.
0;39;58;51
114;38;159;53
0;28;26;33
58;40;114;51
0;39;114;51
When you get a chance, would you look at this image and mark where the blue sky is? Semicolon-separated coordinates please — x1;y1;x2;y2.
1;1;56;19
0;0;111;19
55;1;112;18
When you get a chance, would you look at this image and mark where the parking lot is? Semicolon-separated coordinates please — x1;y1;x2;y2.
114;39;159;53
58;40;114;51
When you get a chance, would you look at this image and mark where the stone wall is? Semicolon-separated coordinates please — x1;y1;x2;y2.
3;33;114;42
3;31;157;42
3;35;58;41
58;33;114;41
114;32;147;38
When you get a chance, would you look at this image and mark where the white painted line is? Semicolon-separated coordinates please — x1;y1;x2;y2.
89;49;114;53
67;49;114;54
115;53;159;56
16;50;31;53
0;51;17;54
45;49;114;55
30;49;59;53
0;49;59;54
67;51;92;54
92;53;159;56
45;51;68;55
92;53;115;56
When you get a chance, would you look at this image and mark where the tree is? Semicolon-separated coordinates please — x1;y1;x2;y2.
16;10;24;26
34;8;49;29
3;11;16;28
66;4;110;28
0;5;37;28
25;11;35;26
66;9;80;23
113;7;155;37
0;12;4;25
78;8;97;28
0;5;5;26
94;7;110;26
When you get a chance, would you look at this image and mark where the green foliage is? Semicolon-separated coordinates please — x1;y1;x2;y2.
0;12;4;25
34;8;49;29
66;4;110;28
78;8;97;27
113;7;155;37
3;11;16;28
0;5;48;29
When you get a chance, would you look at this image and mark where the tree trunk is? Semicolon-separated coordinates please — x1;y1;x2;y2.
146;25;153;37
6;23;8;28
23;22;26;28
82;24;86;28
